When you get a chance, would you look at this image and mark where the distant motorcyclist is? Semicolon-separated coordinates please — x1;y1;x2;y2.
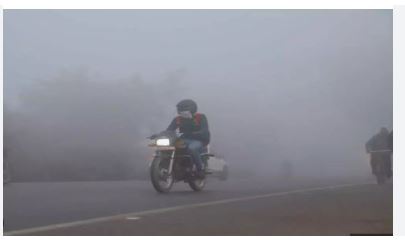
388;130;393;151
3;147;11;184
164;99;210;178
365;127;392;178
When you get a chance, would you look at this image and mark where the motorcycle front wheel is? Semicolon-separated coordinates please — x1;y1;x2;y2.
150;156;174;193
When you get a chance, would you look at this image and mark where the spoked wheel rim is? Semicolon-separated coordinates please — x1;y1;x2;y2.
151;156;174;193
193;178;205;188
158;168;174;189
188;175;206;191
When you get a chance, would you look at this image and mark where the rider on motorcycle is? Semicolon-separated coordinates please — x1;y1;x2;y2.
365;127;392;178
165;99;210;178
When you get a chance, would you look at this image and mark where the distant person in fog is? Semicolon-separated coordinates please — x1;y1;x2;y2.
365;127;392;178
388;130;393;151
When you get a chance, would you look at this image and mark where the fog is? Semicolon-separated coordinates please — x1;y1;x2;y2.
3;10;392;181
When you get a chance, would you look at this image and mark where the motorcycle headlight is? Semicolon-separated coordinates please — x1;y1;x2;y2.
156;138;170;146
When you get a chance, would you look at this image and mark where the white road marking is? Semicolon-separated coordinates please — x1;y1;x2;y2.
3;182;373;236
126;217;141;220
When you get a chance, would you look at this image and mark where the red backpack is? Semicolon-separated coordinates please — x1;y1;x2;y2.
176;113;202;128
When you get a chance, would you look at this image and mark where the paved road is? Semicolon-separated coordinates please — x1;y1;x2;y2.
3;175;392;235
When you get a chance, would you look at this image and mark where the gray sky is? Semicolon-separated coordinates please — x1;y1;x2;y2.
5;10;392;102
4;10;393;180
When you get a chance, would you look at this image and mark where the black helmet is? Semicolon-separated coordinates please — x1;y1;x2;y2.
176;99;198;114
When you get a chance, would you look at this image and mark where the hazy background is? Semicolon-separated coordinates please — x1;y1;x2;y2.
3;10;392;181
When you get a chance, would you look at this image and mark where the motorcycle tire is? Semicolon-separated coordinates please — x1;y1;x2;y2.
150;156;174;193
188;177;206;192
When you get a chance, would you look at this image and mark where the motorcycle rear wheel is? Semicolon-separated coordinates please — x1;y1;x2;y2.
219;164;229;181
188;177;206;192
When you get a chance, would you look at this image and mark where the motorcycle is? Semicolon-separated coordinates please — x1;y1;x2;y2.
148;130;216;193
3;158;11;185
369;150;392;185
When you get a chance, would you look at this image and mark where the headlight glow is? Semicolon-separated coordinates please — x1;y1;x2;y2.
156;138;170;146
